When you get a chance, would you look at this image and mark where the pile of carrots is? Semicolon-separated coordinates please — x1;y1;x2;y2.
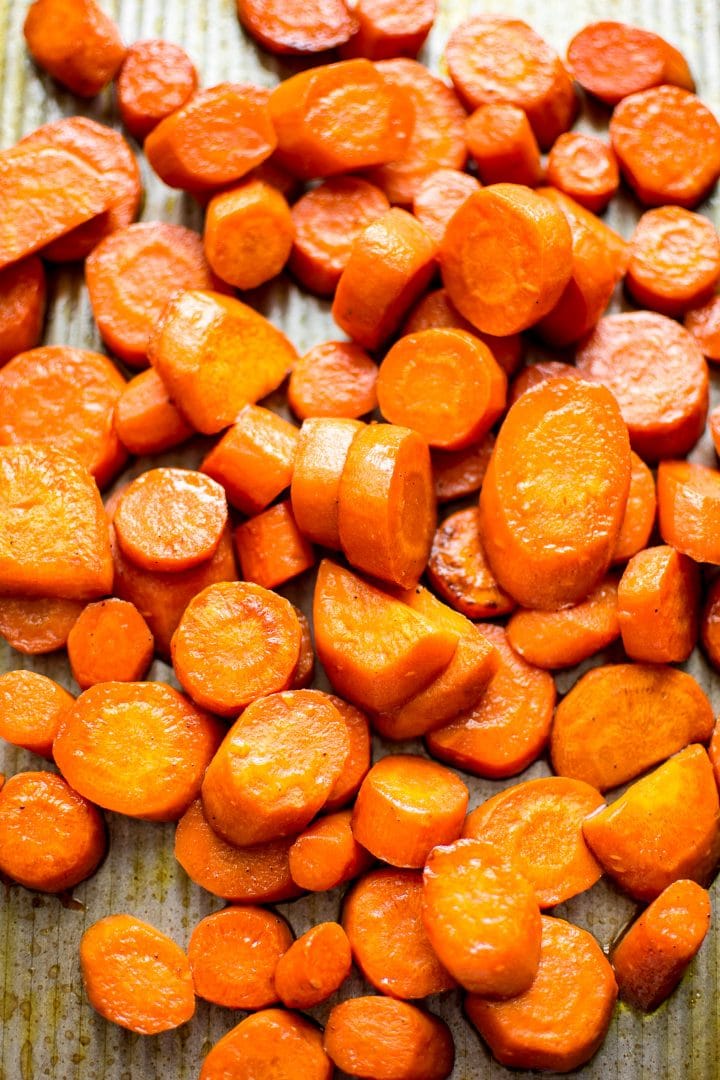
2;0;720;1075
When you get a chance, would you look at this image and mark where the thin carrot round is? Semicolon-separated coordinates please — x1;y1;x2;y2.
626;206;720;316
288;809;373;892
236;0;358;55
117;39;198;140
0;596;84;655
0;257;46;368
0;669;73;758
432;435;494;504
114;369;194;456
289;342;378;420
412;168;481;246
201;1009;332;1080
67;598;154;688
546;132;619;213
189;906;292;1010
274;922;352;1009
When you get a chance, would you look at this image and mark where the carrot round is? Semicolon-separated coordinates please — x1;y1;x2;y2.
0;771;105;893
189;906;292;1010
0;670;73;758
289;809;373;892
201;1009;332;1080
24;0;125;97
324;695;372;810
617;545;700;663
291;418;364;548
114;369;194;456
540;183;629;279
289;341;378;420
0;257;46;368
702;579;720;670
204;180;294;290
81;915;194;1035
412;168;481;245
292;619;315;690
465;103;543;187
117;39;198;140
67;598;154;688
508;360;580;407
611;451;657;563
236;0;357;54
626;206;720;316
54;681;223;821
658;460;720;565
466;915;617;1073
0;596;83;655
685;293;720;361
341;0;435;60
234;500;315;590
432;436;494;504
546;132;619;213
343;868;455;999
274;922;352;1009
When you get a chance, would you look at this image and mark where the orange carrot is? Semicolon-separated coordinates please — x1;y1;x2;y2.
341;0;435;60
67;598;154;688
617;545;700;663
274;923;352;1009
546;132;619;213
0;596;83;655
24;0;125;97
114;369;194;456
234;500;316;589
465;103;543;187
508;360;580;407
289;341;378;420
288;809;373;892
236;0;358;54
117;39;198;140
412;168;481;245
701;579;720;670
324;696;372;810
626;206;720;316
658;461;720;564
540;183;629;279
0;257;46;368
685;293;720;361
611;451;657;563
202;1010;332;1080
290;417;364;548
204;180;294;290
0;670;73;759
432;435;495;504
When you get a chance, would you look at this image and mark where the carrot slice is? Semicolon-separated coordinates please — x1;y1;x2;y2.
288;809;373;892
401;288;523;376
54;682;223;821
24;0;125;96
0;670;73;759
204;180;294;290
0;257;46;367
540;184;629;279
274;922;352;1009
236;0;357;54
0;771;105;893
432;436;494;504
702;579;720;670
552;663;713;792
289;341;378;420
412;168;481;245
67;598;154;688
611;451;657;563
546;132;619;213
0;596;83;655
201;1010;332;1080
627;206;720;316
290;606;314;689
465;103;543;187
657;461;720;564
114;369;194;456
341;0;435;60
290;418;363;548
188;906;292;1009
617;545;700;663
117;39;198;140
81;915;194;1035
323;696;372;810
685;293;720;361
466;916;617;1073
508;360;580;406
234;501;315;589
426;624;555;779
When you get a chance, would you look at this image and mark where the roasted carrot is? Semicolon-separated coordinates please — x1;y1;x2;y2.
324;696;372;810
432;436;494;504
24;0;125;97
508;360;580;407
341;0;435;60
701;579;720;670
117;39;198;140
234;501;315;589
0;257;46;367
465;103;543;187
274;923;352;1009
201;1010;332;1080
290;607;316;689
0;670;73;759
658;461;720;564
617;545;700;663
236;0;358;54
67;598;154;688
626;206;720;316
204;180;294;290
114;369;194;456
540;183;629;280
711;406;720;457
291;418;364;548
546;133;619;213
611;451;657;563
0;771;105;893
0;596;83;655
412;168;481;245
289;341;378;420
288;809;373;892
685;293;720;361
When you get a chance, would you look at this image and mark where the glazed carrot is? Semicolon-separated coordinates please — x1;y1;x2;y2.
289;809;373;892
54;682;223;821
658;461;720;564
201;1010;332;1080
702;579;720;670
540;184;629;280
552;664;713;792
463;778;604;908
117;40;198;140
291;418;364;548
274;923;352;1009
612;880;711;1012
201;690;350;846
479;378;630;609
611;451;657;563
234;501;315;589
81;915;194;1034
711;405;720;456
189;906;292;1010
0;346;127;489
87;223;225;368
237;0;357;54
175;799;301;904
546;133;619;213
422;837;541;996
610;86;720;207
0;771;105;893
583;745;720;901
145;84;277;191
440;185;572;335
626;207;720;316
24;0;125;97
149;290;295;434
67;599;154;688
412;168;481;245
466;916;617;1073
617;546;700;663
204;180;294;290
0;257;46;367
685;293;720;360
289;342;378;420
0;670;73;758
324;696;372;810
567;21;694;106
507;574;620;670
333;208;437;349
377;329;506;450
343;868;456;999
342;0;435;60
508;360;580;406
291;607;315;689
710;717;720;789
446;16;577;148
465;104;543;187
201;404;298;515
426;624;555;779
114;369;194;456
324;997;454;1080
432;436;494;504
0;597;83;655
0;445;113;600
313;560;458;713
338;423;435;588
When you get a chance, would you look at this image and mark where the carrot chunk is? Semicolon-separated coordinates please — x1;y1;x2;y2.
341;0;435;60
189;906;292;1010
0;257;46;367
24;0;125;97
546;133;619;213
685;293;720;361
67;598;154;688
289;341;378;420
234;501;315;589
617;545;700;662
291;418;364;548
236;0;358;55
465;103;543;187
201;1009;332;1080
626;206;720;316
117;40;198;140
289;809;373;892
114;369;194;456
432;435;494;504
0;596;83;655
428;506;512;610
204;180;294;290
412;168;481;245
658;461;720;564
611;452;657;563
0;670;73;758
274;922;352;1009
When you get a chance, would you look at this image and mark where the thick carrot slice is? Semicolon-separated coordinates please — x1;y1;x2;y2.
611;451;656;563
540;184;629;279
342;0;435;60
201;690;350;846
288;809;373;892
618;545;700;663
338;423;435;588
0;771;105;893
149;290;295;434
54;682;223;821
0;345;127;489
508;360;580;406
24;0;125;97
426;624;555;778
612;879;711;1012
117;39;198;140
81;915;194;1035
87;222;224;368
422;837;541;996
324;997;454;1080
685;293;720;361
313;559;458;713
0;257;46;367
466;916;617;1073
114;369;194;456
0;445;112;600
204;180;294;290
583;745;720;900
291;418;363;548
465;103;543;187
320;696;372;810
440;185;573;336
401;288;523;376
145;83;277;192
546;133;619;213
274;923;352;1009
377;329;506;450
432;436;494;504
658;461;720;564
201;1010;332;1080
412;168;481;245
188;906;292;1010
627;206;720;316
610;85;720;208
236;0;357;54
552;664;713;792
0;596;83;655
702;579;720;670
175;799;301;904
446;16;577;148
464;778;604;908
0;670;73;758
343;868;456;999
507;575;620;670
67;598;154;688
234;501;315;589
289;341;378;421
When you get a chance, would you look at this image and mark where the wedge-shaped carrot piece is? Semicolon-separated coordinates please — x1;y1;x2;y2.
81;915;194;1035
618;545;700;663
412;168;481;246
117;39;198;140
54;682;223;821
627;207;720;317
428;507;515;618
313;559;458;713
0;596;83;654
274;923;352;1010
464;778;604;908
289;341;378;420
465;103;543;187
422;838;541;997
567;21;693;106
0;445;112;600
341;0;435;60
612;880;711;1012
546;133;619;213
0;670;73;758
24;0;125;97
149;290;296;435
658;461;720;564
201;690;350;847
432;436;495;504
114;369;194;456
702;580;720;670
237;0;358;55
67;598;154;688
552;664;713;792
427;624;555;778
0;257;46;367
291;418;364;548
611;451;656;563
466;916;617;1073
289;809;373;892
234;500;315;589
507;575;620;670
202;1010;332;1080
189;906;292;1010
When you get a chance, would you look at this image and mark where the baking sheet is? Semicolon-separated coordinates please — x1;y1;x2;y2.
1;0;720;1076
